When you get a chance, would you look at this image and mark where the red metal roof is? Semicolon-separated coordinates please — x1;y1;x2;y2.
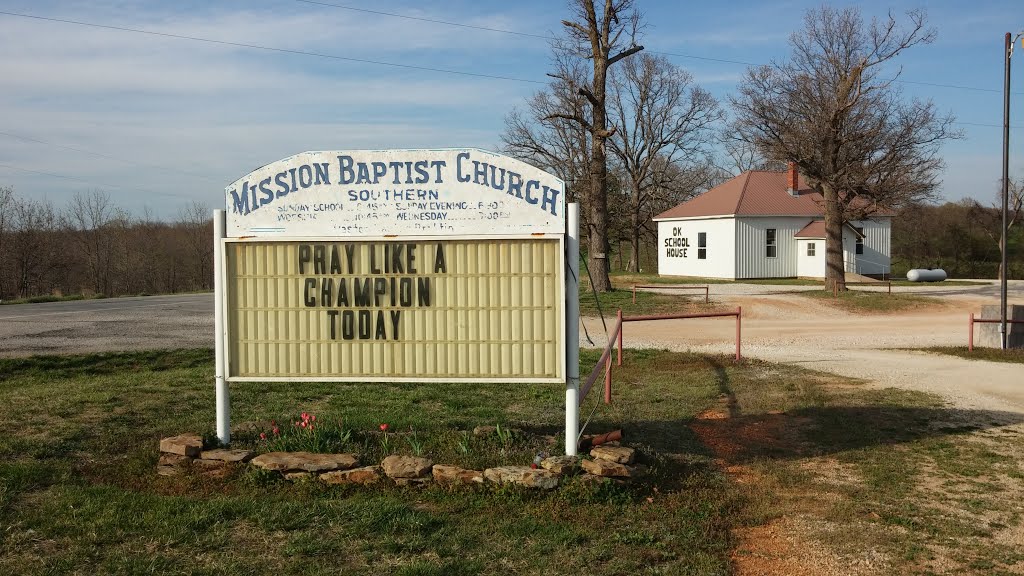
654;169;894;220
794;220;827;238
794;220;865;239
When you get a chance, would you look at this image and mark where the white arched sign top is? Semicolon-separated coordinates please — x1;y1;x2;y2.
224;148;565;238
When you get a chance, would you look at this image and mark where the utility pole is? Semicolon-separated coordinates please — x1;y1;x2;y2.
1001;32;1014;350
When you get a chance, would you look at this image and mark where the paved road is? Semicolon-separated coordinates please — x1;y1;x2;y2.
0;293;214;357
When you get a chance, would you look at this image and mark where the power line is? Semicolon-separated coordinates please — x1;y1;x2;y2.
0;10;545;85
3;6;1020;126
0;162;180;199
4;7;1019;95
0;129;222;184
650;51;758;66
294;0;1024;96
294;0;550;39
955;121;1024;129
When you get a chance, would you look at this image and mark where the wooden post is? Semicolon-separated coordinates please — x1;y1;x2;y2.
604;355;612;405
969;313;974;352
736;306;742;361
616;309;623;367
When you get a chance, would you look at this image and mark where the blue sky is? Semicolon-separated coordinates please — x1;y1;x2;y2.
0;0;1021;218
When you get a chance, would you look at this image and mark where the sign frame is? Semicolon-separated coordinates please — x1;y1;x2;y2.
220;233;566;385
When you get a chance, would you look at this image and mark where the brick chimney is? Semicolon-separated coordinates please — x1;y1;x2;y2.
787;161;799;196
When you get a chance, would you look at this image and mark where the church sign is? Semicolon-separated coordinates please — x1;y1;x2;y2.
217;149;566;383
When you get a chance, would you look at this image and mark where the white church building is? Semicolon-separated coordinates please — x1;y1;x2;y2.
653;165;892;280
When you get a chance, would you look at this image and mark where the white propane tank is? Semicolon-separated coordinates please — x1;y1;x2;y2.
906;268;947;282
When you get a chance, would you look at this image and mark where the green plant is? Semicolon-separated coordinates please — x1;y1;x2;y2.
378;422;392;455
406;428;425;456
494;423;512;447
262;412;352;453
456;431;471;455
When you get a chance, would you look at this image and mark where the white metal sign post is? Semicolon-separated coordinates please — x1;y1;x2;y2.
565;203;580;456
213;209;229;443
214;149;578;454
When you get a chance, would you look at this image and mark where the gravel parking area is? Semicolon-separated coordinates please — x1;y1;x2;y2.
586;280;1024;414
0;294;213;357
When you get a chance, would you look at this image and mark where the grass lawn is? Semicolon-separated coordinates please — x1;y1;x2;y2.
610;272;821;287
0;291;213;306
610;272;734;285
911;346;1024;364
578;286;722;317
0;293;100;305
797;289;943;313
578;273;723;317
610;273;989;289
1;349;1021;574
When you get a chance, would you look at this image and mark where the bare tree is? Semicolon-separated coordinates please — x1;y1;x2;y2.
502;55;593;208
178;200;213;290
0;186;14;298
607;53;722;271
67;190;116;295
720;138;785;174
731;7;960;291
973;177;1024;278
1000;177;1024;277
10;197;61;297
551;0;644;291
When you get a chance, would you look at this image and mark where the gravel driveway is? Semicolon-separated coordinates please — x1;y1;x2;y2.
585;280;1024;414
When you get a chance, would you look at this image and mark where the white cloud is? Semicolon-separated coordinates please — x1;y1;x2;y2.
0;2;549;216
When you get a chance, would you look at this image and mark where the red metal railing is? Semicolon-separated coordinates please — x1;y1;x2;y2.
579;307;743;406
578;318;622;405
632;284;709;304
968;313;1024;351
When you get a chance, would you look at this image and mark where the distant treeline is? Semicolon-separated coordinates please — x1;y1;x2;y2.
1;186;1021;302
892;200;1023;280
0;188;212;301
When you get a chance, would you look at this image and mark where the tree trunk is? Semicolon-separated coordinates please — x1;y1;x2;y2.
823;183;847;292
625;182;641;273
588;73;612;292
626;206;640;272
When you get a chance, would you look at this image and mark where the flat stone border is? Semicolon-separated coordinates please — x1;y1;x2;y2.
157;435;642;489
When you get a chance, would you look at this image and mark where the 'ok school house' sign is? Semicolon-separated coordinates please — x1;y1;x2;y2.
221;149;567;383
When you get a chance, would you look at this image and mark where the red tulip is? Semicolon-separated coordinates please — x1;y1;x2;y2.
380;423;389;432
259;432;266;440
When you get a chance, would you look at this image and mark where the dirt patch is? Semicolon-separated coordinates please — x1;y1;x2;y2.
691;403;839;575
731;518;839;576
